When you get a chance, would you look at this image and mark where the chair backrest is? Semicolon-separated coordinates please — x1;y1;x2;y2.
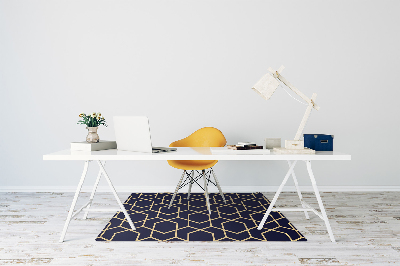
170;127;226;148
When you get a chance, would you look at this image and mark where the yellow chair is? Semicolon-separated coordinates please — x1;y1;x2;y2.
168;127;227;214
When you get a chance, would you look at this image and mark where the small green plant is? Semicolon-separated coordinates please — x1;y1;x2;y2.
77;112;107;127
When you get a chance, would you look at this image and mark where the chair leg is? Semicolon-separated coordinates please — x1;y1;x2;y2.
169;170;186;209
187;170;194;200
203;169;211;215
211;168;226;204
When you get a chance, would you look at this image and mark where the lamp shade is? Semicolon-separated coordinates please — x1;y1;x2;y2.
252;73;280;101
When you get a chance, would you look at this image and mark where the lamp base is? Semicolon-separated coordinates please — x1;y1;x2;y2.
285;140;304;149
273;147;315;154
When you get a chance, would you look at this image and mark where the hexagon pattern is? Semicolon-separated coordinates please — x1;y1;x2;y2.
96;193;306;241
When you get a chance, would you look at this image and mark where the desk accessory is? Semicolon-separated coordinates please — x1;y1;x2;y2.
252;66;318;154
304;134;334;151
71;140;117;151
265;138;281;149
237;142;256;146
227;142;264;151
77;112;107;143
211;147;270;154
227;144;263;150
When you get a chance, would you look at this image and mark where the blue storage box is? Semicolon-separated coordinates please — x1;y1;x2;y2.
304;134;334;151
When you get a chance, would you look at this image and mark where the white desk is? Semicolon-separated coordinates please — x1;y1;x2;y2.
43;147;351;242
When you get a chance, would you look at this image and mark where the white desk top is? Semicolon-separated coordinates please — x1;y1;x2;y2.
43;147;351;161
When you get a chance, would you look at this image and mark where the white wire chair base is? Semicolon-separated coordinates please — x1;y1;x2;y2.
168;168;226;215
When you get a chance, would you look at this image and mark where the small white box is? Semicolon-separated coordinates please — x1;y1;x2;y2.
265;138;281;149
285;140;304;150
71;140;117;151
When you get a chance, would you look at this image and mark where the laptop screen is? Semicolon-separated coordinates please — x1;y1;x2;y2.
113;116;153;153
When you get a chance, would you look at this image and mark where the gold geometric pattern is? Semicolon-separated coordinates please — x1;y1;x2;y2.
96;193;306;242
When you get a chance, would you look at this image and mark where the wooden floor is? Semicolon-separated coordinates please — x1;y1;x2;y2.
0;191;399;265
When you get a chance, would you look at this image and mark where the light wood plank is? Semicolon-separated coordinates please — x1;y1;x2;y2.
0;192;399;265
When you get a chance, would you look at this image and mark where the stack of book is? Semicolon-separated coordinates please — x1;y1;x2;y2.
70;140;117;151
211;142;270;155
227;142;263;150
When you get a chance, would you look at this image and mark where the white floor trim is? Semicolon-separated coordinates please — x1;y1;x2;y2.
1;186;400;193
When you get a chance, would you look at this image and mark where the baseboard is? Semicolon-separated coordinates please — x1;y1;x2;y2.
1;186;400;193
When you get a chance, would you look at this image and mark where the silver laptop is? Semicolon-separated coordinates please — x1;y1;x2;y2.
113;116;176;153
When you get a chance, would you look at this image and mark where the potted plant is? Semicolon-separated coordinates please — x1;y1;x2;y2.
77;112;107;143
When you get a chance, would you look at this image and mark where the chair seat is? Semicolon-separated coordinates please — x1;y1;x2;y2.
167;160;218;170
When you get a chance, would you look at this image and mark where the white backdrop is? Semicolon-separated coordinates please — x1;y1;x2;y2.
1;0;399;191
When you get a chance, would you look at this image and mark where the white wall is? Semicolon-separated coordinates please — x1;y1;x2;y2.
1;0;399;190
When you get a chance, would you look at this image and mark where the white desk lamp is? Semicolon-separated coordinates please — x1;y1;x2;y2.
252;66;319;154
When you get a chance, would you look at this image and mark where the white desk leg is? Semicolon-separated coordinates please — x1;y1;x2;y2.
83;161;106;219
306;160;336;242
97;160;136;231
257;160;297;230
288;160;310;220
59;160;89;242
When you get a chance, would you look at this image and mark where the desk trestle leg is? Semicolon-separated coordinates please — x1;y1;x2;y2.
288;160;310;220
59;160;137;242
257;160;297;230
97;161;136;231
257;160;336;242
306;160;335;242
59;160;90;243
83;161;105;219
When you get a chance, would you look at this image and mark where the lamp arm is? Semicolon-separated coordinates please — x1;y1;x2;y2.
294;93;317;140
273;72;320;111
264;66;320;141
